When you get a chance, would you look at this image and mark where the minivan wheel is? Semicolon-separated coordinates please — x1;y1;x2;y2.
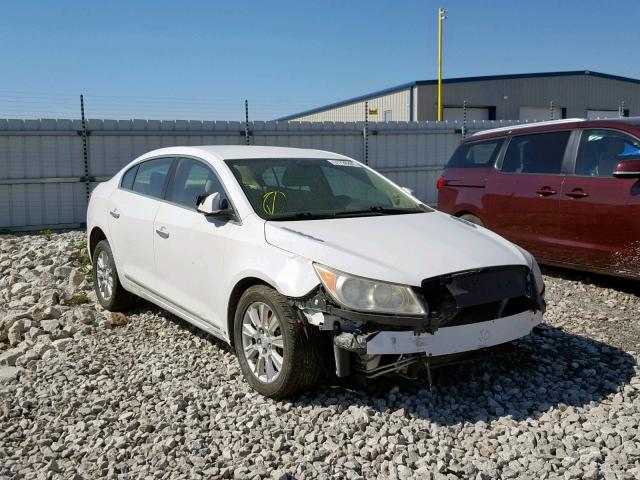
460;213;484;227
92;240;135;311
234;285;322;399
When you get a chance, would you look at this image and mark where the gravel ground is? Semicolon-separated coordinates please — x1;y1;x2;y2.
1;231;639;480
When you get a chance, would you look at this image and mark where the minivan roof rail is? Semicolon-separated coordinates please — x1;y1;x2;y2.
471;118;585;136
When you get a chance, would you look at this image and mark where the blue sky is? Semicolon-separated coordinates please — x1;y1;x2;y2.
1;0;638;120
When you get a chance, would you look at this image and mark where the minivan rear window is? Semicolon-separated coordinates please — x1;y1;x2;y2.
447;139;504;168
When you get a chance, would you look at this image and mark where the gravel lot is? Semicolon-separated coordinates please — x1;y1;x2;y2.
1;231;639;480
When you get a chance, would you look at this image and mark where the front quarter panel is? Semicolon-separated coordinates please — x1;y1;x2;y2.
212;215;320;341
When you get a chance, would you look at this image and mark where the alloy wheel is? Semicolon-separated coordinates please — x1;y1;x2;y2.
241;301;285;383
96;250;114;301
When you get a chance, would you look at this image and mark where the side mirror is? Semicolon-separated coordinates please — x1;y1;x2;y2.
613;160;640;179
401;186;414;195
196;192;234;219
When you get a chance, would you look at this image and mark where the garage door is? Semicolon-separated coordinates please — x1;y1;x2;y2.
586;110;619;119
443;107;489;121
519;106;564;121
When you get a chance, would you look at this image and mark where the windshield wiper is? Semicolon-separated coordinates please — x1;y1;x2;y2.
269;206;425;221
269;212;337;221
334;206;423;217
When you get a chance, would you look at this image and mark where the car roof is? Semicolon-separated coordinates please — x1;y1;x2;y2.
137;145;351;161
466;117;640;143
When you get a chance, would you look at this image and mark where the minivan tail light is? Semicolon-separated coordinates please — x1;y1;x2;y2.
436;177;448;190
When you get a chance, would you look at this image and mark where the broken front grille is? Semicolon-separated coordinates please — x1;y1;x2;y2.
420;265;536;330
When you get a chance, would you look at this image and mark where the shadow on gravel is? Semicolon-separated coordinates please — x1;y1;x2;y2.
295;325;636;426
135;300;635;426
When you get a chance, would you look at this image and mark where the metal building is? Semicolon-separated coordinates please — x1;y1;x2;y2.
276;71;640;122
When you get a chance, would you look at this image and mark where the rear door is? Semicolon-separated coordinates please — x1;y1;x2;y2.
107;157;174;289
557;128;640;277
483;131;572;262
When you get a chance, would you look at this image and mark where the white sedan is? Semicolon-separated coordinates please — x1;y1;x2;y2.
87;146;545;398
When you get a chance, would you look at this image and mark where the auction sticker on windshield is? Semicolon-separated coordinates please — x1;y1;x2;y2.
327;159;359;167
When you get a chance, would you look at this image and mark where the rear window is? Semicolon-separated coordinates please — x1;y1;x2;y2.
120;165;138;190
501;131;570;174
447;139;504;168
131;158;174;199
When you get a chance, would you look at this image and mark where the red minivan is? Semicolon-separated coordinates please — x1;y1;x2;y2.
438;118;640;280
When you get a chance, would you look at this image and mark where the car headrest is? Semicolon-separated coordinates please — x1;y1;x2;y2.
233;165;262;190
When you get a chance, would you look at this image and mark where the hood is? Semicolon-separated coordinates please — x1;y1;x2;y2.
264;211;530;286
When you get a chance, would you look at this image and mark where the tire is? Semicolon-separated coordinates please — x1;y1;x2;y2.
460;213;484;227
234;285;322;399
92;240;135;311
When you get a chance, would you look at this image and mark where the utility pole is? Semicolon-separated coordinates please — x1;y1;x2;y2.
437;7;446;122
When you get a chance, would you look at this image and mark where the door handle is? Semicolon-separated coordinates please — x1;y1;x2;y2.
109;208;120;219
565;189;589;199
535;187;557;197
155;227;170;239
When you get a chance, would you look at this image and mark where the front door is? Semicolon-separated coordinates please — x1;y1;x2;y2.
153;157;237;331
483;130;571;263
557;128;640;277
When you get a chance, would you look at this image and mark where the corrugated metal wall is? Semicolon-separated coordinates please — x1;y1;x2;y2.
415;75;640;120
283;74;639;122
0;118;524;230
293;89;410;122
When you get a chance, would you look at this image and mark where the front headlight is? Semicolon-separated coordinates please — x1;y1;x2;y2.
313;264;426;315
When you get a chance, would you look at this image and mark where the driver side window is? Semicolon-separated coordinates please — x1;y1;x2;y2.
574;129;640;177
167;158;225;209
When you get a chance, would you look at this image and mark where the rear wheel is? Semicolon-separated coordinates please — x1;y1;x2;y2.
234;285;321;398
92;240;135;311
459;213;484;227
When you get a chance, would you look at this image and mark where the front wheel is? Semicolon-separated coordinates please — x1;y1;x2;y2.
234;285;322;398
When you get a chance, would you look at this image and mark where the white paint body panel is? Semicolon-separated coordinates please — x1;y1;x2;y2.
367;311;542;355
87;145;540;350
265;213;529;286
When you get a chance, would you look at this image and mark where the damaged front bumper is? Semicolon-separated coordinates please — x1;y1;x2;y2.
293;265;546;378
365;310;542;355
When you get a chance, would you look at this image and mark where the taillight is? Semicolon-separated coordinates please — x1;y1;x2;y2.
436;177;447;190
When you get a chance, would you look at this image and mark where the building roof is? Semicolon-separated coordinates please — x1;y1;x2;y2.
275;70;640;121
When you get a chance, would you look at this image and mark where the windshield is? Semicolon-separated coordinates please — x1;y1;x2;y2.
225;158;430;220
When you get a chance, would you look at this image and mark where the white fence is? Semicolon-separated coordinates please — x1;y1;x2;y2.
0;118;526;230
